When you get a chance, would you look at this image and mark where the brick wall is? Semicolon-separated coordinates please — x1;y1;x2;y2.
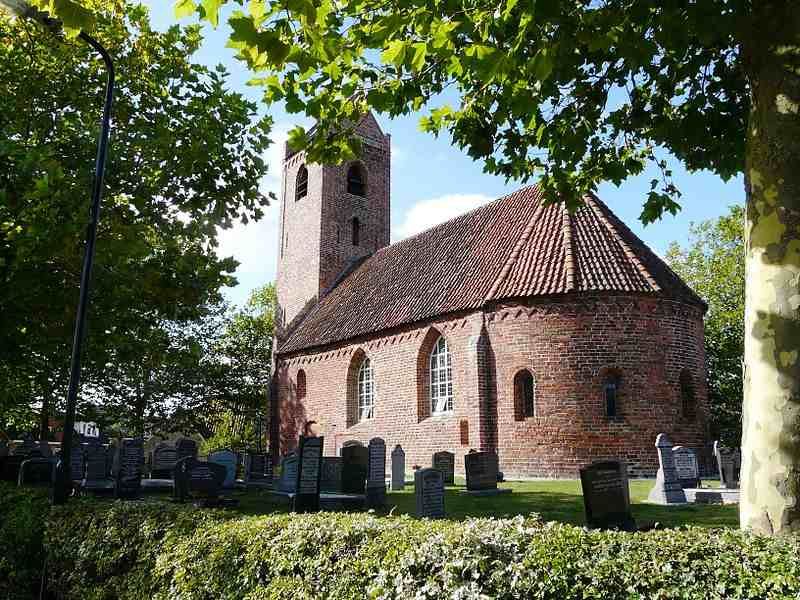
273;293;709;478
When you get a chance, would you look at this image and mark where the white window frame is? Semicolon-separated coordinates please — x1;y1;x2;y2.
357;358;375;421
430;336;453;415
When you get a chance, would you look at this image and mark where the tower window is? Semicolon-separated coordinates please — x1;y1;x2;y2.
352;217;360;246
680;369;696;420
297;369;307;400
296;165;308;201
603;371;621;418
347;163;366;196
513;370;536;420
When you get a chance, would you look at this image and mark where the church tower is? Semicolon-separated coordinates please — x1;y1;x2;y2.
275;114;391;337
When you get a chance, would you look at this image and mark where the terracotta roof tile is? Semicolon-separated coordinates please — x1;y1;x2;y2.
279;186;704;354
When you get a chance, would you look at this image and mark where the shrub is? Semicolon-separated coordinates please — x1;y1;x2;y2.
37;499;800;600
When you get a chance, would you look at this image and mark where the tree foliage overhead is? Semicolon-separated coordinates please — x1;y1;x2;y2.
667;206;745;447
0;2;272;430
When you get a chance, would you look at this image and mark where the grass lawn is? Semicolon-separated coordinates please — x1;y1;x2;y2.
228;478;738;529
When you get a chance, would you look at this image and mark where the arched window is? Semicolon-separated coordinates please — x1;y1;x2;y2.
680;369;696;419
603;371;621;418
513;370;536;420
296;369;307;400
430;336;453;414
295;165;308;200
357;358;375;421
347;163;366;196
352;217;360;246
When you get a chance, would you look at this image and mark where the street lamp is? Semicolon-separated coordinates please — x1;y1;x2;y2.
0;0;115;505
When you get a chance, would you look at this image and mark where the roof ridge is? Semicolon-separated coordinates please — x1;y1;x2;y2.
561;205;577;292
585;195;661;292
484;191;544;303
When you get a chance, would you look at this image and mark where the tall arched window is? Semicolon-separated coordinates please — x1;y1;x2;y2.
347;163;366;196
358;358;375;421
296;369;307;400
513;370;536;420
295;165;308;200
680;369;696;419
352;217;360;246
430;336;453;414
604;371;621;418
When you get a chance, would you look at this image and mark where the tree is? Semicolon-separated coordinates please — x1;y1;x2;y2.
666;206;745;447
0;3;272;435
35;0;799;533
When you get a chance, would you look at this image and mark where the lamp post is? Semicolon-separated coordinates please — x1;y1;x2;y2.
0;0;115;505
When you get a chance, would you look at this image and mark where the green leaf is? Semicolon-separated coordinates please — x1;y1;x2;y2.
410;42;427;72
174;0;196;19
531;48;554;81
381;40;408;67
201;0;224;27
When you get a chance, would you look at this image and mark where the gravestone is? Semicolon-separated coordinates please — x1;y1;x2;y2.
391;445;405;490
294;436;323;512
414;467;445;518
114;438;144;499
672;446;701;489
579;460;636;531
340;443;368;494
366;437;387;508
432;451;455;485
11;436;37;456
173;457;226;505
176;438;198;461
38;440;53;457
647;433;687;504
464;451;509;496
151;443;179;478
244;452;273;487
320;457;343;493
18;457;55;487
714;440;741;489
0;440;8;457
208;449;238;488
83;441;113;491
277;452;299;493
69;444;86;481
106;442;117;477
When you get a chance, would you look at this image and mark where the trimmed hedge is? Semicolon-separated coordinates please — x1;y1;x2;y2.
0;482;49;599
2;483;800;599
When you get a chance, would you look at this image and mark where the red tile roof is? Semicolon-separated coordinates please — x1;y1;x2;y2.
279;186;704;354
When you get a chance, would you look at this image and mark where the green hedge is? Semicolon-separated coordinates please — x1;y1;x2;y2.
3;482;800;599
0;482;50;599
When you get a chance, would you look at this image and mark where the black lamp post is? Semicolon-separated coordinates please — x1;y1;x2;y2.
0;0;115;505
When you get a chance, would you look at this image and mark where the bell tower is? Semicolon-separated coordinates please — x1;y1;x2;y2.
275;113;391;338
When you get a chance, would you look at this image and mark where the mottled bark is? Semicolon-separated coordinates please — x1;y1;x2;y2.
741;2;800;535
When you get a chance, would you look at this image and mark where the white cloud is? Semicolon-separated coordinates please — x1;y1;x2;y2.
393;193;495;241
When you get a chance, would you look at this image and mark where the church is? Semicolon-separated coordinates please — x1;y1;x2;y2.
269;115;709;478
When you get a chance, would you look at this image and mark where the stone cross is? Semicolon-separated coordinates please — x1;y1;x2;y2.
391;445;405;490
415;467;445;518
647;433;687;504
432;451;455;485
579;460;636;531
208;449;238;488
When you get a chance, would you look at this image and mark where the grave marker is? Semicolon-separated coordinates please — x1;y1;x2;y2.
244;452;273;487
18;457;55;487
294;436;323;512
173;457;226;505
714;440;741;489
69;444;86;481
366;437;387;508
114;438;144;499
672;446;701;489
340;443;368;494
464;451;507;495
647;433;687;504
277;452;299;493
432;451;455;485
208;449;238;488
176;438;198;461
579;460;636;531
414;468;445;518
320;457;343;493
83;441;114;491
151;443;178;479
391;445;405;490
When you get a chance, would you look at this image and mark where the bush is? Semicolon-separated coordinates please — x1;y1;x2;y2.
37;499;800;600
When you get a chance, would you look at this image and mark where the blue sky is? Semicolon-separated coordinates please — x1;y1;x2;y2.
142;2;744;307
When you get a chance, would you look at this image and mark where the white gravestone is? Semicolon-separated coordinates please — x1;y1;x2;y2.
647;433;687;504
391;445;405;490
415;467;445;518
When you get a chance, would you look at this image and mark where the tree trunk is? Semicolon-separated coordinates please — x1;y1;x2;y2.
741;2;800;535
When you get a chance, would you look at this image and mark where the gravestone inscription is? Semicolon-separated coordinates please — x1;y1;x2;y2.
84;441;113;491
244;452;273;487
465;451;499;492
366;437;387;508
173;457;226;505
714;440;741;489
277;452;299;493
151;443;178;479
647;433;687;504
320;457;343;493
672;446;701;489
432;451;455;485
579;460;636;531
414;467;445;518
391;445;405;490
294;436;323;512
69;444;86;481
341;443;368;494
114;438;144;499
208;449;238;488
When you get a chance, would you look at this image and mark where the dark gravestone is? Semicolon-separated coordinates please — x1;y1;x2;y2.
176;438;198;461
244;452;273;487
70;444;86;481
294;436;323;512
114;438;144;500
391;445;405;491
714;440;741;489
0;441;8;457
465;451;499;491
647;433;687;504
173;457;226;505
579;460;636;531
432;451;455;485
414;468;445;518
84;441;113;491
11;436;38;457
341;443;368;494
278;452;299;492
208;449;238;488
366;437;387;508
151;443;178;479
18;458;55;487
672;445;701;489
320;457;343;493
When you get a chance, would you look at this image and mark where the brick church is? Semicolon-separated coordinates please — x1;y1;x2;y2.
270;114;709;477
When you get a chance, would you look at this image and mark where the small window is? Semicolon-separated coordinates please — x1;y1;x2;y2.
604;373;620;417
295;165;308;200
297;369;306;400
358;358;375;421
347;163;366;196
352;217;360;246
430;336;453;414
514;370;536;420
680;369;696;419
